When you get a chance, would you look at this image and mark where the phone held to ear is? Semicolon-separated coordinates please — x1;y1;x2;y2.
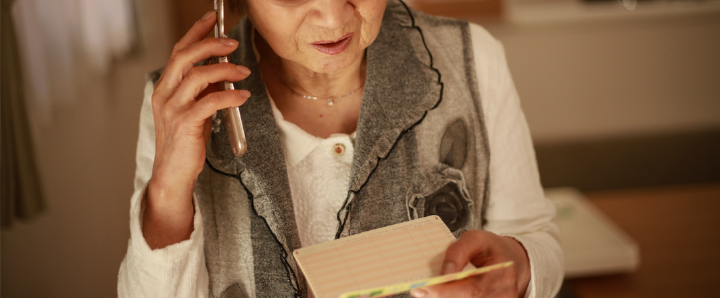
211;0;247;157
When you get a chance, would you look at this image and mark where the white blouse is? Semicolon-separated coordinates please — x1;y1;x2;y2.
269;99;358;248
118;23;563;298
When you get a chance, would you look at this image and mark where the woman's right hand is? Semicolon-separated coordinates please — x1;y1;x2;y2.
143;11;251;249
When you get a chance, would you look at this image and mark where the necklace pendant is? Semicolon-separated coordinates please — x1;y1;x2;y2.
327;98;334;106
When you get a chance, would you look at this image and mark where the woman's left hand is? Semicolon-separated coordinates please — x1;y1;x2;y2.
410;230;531;298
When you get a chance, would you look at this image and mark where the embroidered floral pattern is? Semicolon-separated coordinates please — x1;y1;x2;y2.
423;183;469;232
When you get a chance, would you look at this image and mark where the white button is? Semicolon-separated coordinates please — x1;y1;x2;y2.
333;143;346;156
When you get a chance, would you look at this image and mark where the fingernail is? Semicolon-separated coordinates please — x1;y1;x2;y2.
221;38;238;47
441;262;456;275
410;289;427;297
237;65;250;75
239;90;251;97
202;10;215;20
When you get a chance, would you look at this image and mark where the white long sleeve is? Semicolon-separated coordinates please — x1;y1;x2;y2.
117;79;209;298
469;23;564;298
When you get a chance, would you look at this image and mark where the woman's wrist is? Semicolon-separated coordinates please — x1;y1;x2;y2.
502;236;531;297
143;176;196;249
147;174;195;208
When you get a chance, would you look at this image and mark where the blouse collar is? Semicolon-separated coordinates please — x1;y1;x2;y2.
268;97;356;168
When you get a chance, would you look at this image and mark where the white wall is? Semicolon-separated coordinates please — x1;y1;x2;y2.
1;0;174;296
480;2;720;143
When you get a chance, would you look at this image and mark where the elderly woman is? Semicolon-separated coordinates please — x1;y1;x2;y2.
118;0;563;297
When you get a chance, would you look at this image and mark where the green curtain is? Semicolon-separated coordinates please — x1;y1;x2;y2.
1;0;45;227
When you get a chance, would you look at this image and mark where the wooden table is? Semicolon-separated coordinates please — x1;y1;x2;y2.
563;183;720;298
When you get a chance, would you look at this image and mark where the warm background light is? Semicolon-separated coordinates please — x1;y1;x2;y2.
1;0;718;297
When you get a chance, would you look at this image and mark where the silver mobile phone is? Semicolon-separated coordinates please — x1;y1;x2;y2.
213;0;247;157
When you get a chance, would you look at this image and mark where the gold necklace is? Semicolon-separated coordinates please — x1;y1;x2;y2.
289;85;363;106
269;62;363;106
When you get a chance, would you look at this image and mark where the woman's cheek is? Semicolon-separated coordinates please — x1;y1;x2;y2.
359;20;379;49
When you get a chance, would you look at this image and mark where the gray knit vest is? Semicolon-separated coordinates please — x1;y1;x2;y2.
150;1;490;296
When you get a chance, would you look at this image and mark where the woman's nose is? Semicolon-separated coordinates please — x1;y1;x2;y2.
309;0;353;30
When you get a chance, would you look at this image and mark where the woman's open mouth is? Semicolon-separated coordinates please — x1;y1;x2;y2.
311;33;353;55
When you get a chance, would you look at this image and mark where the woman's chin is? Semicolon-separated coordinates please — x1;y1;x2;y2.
303;47;364;74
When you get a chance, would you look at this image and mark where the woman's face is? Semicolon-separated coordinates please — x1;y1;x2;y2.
245;0;387;74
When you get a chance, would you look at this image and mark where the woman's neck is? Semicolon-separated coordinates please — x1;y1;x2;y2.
255;34;365;101
254;31;365;138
